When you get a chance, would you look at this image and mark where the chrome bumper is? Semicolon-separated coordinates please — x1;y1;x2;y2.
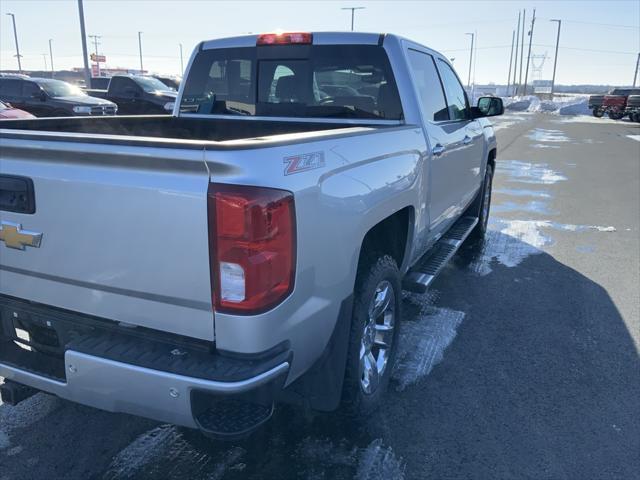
0;351;289;428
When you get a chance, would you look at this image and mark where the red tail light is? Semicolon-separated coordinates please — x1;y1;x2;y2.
257;32;313;46
207;183;296;315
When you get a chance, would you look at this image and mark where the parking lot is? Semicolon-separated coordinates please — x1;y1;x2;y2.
1;112;639;480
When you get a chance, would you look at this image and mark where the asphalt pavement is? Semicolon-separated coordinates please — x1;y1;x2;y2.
1;112;639;480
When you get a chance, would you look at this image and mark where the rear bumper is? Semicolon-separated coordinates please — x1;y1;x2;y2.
0;294;290;432
0;352;288;429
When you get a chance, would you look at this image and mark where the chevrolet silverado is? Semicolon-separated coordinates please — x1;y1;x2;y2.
0;32;502;438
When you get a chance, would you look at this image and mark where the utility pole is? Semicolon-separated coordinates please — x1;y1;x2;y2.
42;54;48;71
138;31;144;73
523;8;536;96
633;53;640;87
507;30;515;96
513;11;520;94
89;34;101;76
550;19;562;95
179;43;184;74
49;39;55;77
519;9;526;93
77;0;92;87
341;7;365;31
465;32;474;89
6;13;22;73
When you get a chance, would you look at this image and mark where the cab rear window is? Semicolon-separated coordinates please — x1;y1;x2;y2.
180;45;402;120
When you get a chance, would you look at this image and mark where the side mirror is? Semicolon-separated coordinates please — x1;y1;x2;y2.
474;96;503;118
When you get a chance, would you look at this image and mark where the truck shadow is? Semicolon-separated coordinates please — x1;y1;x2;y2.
1;232;638;480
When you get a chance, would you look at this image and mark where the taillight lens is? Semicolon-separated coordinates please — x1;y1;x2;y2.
207;183;296;314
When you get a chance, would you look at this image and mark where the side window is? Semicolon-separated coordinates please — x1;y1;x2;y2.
437;60;469;121
407;49;448;122
110;78;136;95
22;82;41;98
0;79;22;97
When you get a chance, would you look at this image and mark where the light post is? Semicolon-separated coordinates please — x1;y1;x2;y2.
6;13;22;73
550;19;562;95
179;43;184;74
49;39;55;77
465;32;474;89
138;31;144;73
77;0;92;86
341;7;365;31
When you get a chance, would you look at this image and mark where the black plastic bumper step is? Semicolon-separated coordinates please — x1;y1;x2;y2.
403;216;478;293
195;399;274;438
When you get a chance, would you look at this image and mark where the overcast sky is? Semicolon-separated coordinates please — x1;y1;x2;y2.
1;0;638;85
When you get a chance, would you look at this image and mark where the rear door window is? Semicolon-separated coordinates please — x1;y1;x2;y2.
0;79;22;98
407;49;448;122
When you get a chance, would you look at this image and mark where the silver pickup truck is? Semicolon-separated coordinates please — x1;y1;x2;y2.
0;32;502;438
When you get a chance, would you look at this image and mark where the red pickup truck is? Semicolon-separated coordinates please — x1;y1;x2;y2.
601;88;640;120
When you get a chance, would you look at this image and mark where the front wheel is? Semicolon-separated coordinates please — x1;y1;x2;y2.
341;255;401;416
592;108;604;118
470;163;494;241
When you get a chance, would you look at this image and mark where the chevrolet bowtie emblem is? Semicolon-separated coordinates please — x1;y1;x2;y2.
0;221;43;250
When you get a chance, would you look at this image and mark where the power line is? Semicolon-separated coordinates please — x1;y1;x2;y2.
538;17;640;29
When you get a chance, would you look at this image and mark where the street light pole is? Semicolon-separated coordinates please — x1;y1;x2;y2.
77;0;92;87
138;31;144;73
179;43;184;74
633;53;640;87
341;7;365;31
49;39;55;77
523;8;536;96
519;9;526;92
507;30;515;96
6;13;22;73
550;19;562;96
465;32;474;89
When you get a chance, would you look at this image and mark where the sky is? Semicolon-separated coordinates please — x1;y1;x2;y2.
1;0;638;86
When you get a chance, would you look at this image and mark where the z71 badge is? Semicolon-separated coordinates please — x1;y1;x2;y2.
283;151;325;176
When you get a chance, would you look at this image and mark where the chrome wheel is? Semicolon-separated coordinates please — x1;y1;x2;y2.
359;280;396;395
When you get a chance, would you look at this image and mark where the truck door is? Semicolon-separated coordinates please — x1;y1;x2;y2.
435;59;484;211
109;77;140;115
406;49;470;239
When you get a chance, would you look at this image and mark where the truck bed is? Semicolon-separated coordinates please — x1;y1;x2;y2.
0;115;369;143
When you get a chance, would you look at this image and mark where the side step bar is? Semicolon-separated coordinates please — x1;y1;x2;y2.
403;216;478;294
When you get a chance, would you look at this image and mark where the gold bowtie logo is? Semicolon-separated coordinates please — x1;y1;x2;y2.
0;221;43;250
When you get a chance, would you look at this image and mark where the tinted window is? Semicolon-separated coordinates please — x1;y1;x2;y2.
110;77;138;95
23;82;41;97
0;79;22;97
181;45;402;120
407;49;448;122
437;60;469;121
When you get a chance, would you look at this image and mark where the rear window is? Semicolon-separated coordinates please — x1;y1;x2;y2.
180;44;402;120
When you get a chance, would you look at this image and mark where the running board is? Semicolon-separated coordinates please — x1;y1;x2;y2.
402;216;478;294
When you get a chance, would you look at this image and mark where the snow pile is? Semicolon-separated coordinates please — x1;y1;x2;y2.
503;95;589;115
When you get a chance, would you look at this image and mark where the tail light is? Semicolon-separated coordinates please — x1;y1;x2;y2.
257;32;313;46
207;183;296;315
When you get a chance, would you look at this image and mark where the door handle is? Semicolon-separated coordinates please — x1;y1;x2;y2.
463;135;473;145
432;144;446;157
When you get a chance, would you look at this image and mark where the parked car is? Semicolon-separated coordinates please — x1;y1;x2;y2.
86;75;177;115
602;88;640;120
0;32;503;438
151;75;181;91
624;95;640;122
0;77;117;117
0;100;34;119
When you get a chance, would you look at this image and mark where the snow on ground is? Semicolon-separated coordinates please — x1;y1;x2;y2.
503;95;590;115
627;135;640;142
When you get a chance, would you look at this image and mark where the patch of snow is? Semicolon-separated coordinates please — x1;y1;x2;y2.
497;160;567;185
394;293;465;391
493;188;551;198
527;128;570;143
627;135;640;142
503;95;590;116
356;439;406;480
492;200;553;215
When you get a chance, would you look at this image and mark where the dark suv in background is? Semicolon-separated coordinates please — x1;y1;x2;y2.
86;75;177;115
0;77;117;117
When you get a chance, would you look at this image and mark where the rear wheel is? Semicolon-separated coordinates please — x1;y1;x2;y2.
608;111;623;120
592;108;604;118
341;254;401;416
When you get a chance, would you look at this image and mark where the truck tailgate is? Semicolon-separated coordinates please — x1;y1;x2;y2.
0;136;214;340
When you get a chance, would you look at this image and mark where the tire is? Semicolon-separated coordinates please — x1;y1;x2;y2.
470;163;494;241
608;111;623;120
341;254;401;416
592;108;604;118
